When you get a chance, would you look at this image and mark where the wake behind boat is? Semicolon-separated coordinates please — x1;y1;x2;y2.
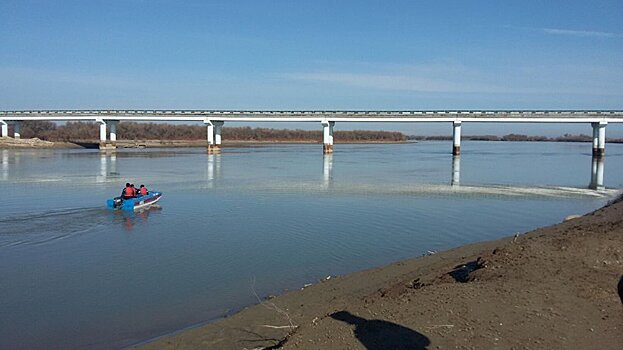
107;191;163;211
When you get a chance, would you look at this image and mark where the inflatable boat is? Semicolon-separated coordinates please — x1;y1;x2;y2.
107;191;163;211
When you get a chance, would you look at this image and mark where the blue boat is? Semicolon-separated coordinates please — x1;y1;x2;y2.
107;191;163;211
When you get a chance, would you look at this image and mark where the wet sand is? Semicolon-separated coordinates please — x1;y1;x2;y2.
138;196;623;349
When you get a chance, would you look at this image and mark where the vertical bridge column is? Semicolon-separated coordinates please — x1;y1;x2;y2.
452;121;462;156
206;120;224;153
206;121;214;147
109;121;118;146
591;122;607;157
96;119;112;150
13;122;21;139
322;120;335;154
0;120;7;138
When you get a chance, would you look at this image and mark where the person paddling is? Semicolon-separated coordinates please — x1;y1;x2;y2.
139;184;148;196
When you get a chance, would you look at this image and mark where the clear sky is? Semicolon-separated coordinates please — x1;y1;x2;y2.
1;0;622;135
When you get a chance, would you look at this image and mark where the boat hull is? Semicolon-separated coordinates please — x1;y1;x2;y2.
107;192;162;211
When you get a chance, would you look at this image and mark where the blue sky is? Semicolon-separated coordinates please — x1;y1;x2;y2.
1;0;622;135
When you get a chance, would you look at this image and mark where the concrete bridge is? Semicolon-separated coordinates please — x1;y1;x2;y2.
1;110;622;156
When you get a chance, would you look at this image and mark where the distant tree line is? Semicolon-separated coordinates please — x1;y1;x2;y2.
14;121;623;143
409;133;623;143
12;121;407;142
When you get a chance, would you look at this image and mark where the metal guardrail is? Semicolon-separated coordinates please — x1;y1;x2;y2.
1;110;623;122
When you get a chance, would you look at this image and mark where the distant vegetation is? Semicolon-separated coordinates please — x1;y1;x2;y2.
12;121;623;144
12;121;407;142
410;133;623;143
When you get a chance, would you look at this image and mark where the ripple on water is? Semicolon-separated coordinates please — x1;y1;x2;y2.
0;207;108;248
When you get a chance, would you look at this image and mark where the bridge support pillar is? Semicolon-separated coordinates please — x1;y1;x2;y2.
0;121;7;138
207;121;223;153
592;122;607;158
97;119;115;150
13;122;21;139
452;121;462;155
99;120;107;145
322;120;335;154
109;121;117;146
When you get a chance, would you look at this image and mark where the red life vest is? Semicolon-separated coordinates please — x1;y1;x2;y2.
140;187;147;195
124;186;134;197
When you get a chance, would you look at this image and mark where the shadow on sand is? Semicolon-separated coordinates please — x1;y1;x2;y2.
331;311;430;350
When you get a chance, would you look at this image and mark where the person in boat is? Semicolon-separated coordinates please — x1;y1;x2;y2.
121;183;136;199
139;184;148;196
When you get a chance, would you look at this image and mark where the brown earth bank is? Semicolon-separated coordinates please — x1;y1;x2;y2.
138;197;623;350
0;138;408;149
0;136;80;149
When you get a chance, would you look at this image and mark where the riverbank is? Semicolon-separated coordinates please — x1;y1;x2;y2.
139;196;623;349
2;136;621;149
0;137;80;148
0;138;408;149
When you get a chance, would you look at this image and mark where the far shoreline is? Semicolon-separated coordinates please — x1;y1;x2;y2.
2;136;623;149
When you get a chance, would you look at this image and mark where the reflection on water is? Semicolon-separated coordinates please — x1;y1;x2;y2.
0;142;622;350
96;152;118;183
114;205;163;232
206;153;221;187
323;154;333;189
1;150;7;180
451;155;460;186
590;156;605;190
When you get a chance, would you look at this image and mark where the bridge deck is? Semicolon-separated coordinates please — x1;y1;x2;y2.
1;110;623;123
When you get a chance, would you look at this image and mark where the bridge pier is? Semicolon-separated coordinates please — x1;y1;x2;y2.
452;121;462;155
592;122;607;157
13;122;21;139
322;120;335;154
0;121;7;138
207;121;224;153
97;119;116;150
109;121;118;146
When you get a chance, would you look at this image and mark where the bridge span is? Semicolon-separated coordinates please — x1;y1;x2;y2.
1;110;622;156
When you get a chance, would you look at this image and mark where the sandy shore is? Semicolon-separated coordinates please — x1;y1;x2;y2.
0;137;79;149
138;197;623;349
0;138;408;149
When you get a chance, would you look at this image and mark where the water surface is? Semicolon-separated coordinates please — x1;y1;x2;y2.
0;141;621;349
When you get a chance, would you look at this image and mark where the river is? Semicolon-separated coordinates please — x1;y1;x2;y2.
0;141;621;349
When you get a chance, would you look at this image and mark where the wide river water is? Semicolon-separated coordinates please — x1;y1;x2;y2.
0;141;621;349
